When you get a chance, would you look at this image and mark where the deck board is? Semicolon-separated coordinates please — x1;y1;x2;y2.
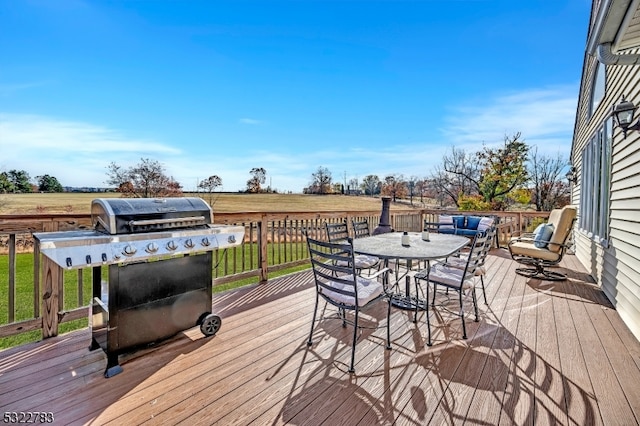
2;250;640;425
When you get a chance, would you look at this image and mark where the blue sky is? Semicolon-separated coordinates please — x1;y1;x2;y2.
0;0;590;193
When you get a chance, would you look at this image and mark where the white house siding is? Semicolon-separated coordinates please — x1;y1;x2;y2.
572;24;640;341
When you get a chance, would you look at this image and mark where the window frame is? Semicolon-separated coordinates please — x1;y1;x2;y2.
589;61;606;118
578;117;612;246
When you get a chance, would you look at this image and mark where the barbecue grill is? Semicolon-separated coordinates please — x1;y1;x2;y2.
34;197;244;378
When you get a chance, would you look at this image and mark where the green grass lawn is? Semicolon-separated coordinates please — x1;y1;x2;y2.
0;243;311;349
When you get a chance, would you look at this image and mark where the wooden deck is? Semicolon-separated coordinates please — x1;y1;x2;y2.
1;249;640;425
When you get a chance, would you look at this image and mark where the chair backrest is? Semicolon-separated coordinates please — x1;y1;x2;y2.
306;236;360;306
351;219;372;239
476;224;496;269
546;205;577;253
325;221;349;243
461;231;491;280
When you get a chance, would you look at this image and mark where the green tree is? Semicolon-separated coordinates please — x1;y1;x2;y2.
36;174;64;192
476;133;529;210
0;172;15;193
435;133;530;210
106;158;183;198
6;170;32;193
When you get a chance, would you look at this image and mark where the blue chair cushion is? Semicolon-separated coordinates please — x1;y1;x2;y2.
533;223;555;248
456;229;479;237
452;216;466;229
466;216;482;230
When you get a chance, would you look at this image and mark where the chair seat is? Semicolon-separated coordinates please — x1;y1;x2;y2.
445;256;486;276
355;254;380;269
321;274;384;306
509;240;561;262
425;263;476;291
336;254;380;269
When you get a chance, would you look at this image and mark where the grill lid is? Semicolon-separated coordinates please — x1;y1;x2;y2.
92;197;212;235
34;224;245;269
33;197;244;269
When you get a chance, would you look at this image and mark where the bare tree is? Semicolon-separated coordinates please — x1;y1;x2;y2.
246;167;266;193
381;174;407;202
198;175;222;206
528;148;570;211
309;166;332;194
432;147;480;207
347;177;359;194
106;158;183;198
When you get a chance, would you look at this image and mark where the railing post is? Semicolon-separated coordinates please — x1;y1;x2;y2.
259;214;269;283
41;253;62;338
8;234;16;323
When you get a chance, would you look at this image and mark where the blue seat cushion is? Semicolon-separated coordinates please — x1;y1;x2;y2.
455;228;479;237
533;223;555;248
466;216;482;230
452;216;466;229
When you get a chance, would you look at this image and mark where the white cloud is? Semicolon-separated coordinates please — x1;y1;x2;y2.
0;113;181;188
238;118;264;125
440;85;578;155
0;114;180;155
0;85;578;192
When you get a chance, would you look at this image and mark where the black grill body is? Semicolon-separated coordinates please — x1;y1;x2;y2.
34;197;243;378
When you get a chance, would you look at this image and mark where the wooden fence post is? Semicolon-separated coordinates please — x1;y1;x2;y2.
8;234;16;323
259;214;269;283
41;254;62;338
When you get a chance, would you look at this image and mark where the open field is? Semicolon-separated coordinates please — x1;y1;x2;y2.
0;192;423;215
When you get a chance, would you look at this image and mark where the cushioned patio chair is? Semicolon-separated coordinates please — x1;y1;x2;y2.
443;224;497;304
325;221;380;275
414;231;490;345
306;236;391;373
508;205;577;281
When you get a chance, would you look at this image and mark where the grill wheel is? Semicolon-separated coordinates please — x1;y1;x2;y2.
199;313;222;337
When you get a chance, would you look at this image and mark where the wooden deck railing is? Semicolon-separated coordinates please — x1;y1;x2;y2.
0;208;549;342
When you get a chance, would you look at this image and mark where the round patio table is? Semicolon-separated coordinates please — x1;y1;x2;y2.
352;232;469;310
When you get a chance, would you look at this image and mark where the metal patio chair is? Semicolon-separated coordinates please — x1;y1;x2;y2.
325;221;380;275
305;236;391;373
442;224;497;304
414;231;490;346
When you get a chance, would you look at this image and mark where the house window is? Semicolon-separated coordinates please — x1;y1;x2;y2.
589;62;606;118
578;116;611;244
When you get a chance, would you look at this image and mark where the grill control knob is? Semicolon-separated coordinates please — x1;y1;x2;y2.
146;242;159;254
184;239;194;249
123;245;137;256
166;241;178;251
201;237;211;247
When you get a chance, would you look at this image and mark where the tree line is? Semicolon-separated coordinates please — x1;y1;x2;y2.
303;133;571;211
0;170;64;193
1;132;571;211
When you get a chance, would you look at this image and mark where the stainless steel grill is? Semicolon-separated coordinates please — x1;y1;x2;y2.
33;197;244;378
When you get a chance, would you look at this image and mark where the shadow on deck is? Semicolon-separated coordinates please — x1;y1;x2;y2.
1;249;640;425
